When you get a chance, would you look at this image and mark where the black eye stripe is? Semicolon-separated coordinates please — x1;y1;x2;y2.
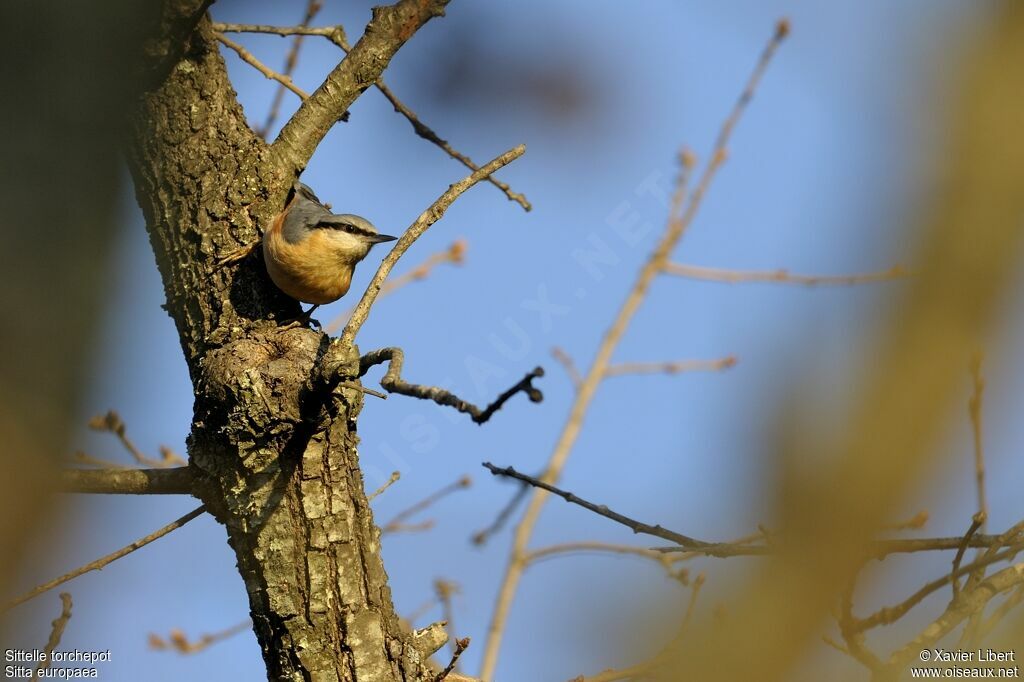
316;220;376;238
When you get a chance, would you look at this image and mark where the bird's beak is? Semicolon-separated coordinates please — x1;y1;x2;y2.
369;233;398;244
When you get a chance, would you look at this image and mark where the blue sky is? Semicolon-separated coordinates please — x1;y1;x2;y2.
9;2;1024;681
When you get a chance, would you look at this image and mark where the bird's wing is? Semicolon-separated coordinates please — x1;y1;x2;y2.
293;182;322;204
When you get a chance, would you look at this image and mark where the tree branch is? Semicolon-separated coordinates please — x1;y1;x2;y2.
968;353;988;522
32;593;73;682
59;467;194;495
361;348;543;424
480;20;790;677
472;482;529;546
326;239;467;334
87;410;185;467
550;347;583;391
483;463;712;549
3;506;207;611
381;475;471;533
569;574;705;682
604;355;737;377
658;531;1018;560
662;263;909;286
484;465;1024;563
367;470;401;502
341;144;525;345
212;23;342;39
256;0;323;138
952;512;987;599
885;562;1024;671
848;542;1024;634
271;0;451;175
214;22;531;210
216;33;309;99
525;542;685;582
149;619;253;655
434;637;470;682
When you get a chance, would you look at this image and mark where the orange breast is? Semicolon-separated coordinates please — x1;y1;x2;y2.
263;220;352;305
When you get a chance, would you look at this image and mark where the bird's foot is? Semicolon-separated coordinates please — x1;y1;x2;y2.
216;241;260;268
277;305;321;331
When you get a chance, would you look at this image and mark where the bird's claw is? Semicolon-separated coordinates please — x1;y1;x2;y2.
216;241;259;268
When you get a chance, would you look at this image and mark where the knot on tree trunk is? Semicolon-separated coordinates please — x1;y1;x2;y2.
184;327;427;679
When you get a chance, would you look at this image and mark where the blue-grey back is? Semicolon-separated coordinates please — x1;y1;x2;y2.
281;198;332;244
281;183;380;244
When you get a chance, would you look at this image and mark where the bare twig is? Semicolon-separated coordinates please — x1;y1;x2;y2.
88;410;180;468
213;23;341;39
487;465;1023;564
968;353;988;523
367;471;401;502
527;541;676;566
326;240;467;334
480;21;788;677
961;355;991;648
434;637;470;682
604;355;737;377
60;467;194;495
850;541;1024;633
472;483;529;546
215;33;309;100
682;572;706;625
375;77;531;211
256;0;323;138
882;510;929;531
821;635;851;657
962;519;1024;602
382;520;435;535
434;579;461;663
526;542;686;582
570;574;705;682
484;463;711;549
3;506;207;611
88;410;146;463
978;584;1024;640
405;597;439;627
381;475;472;533
837;582;884;671
360;347;542;425
662;263;909;285
341;144;525;345
952;512;987;599
32;593;73;682
659;530;1014;560
149;619;252;655
71;451;129;469
430;638;468;679
886;562;1024;671
158;446;187;467
550;347;583;390
337;381;388;400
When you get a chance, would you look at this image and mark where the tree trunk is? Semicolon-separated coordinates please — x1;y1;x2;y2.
126;4;440;680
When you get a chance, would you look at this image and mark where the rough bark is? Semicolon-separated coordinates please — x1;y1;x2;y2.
126;2;446;679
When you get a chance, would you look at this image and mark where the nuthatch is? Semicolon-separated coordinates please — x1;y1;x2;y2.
264;182;397;307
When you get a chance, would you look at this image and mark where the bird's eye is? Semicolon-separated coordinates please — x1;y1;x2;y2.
343;224;372;237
